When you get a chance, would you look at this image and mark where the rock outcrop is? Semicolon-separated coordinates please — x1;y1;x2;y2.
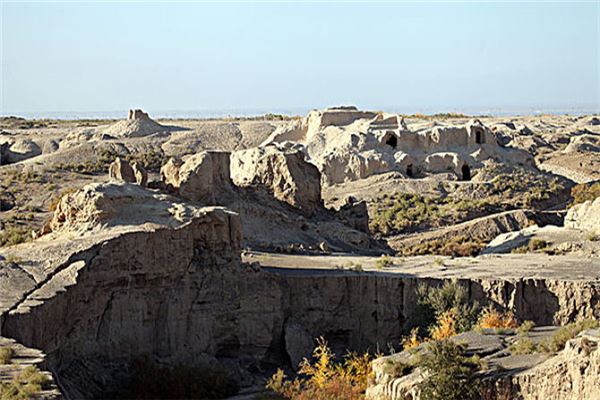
231;145;322;215
564;134;600;153
366;328;600;400
160;157;183;187
0;139;42;164
177;151;234;204
388;209;533;254
564;197;600;235
132;162;148;187
108;157;136;183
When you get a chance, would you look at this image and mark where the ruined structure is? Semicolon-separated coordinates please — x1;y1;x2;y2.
102;109;167;137
262;107;533;185
127;109;150;120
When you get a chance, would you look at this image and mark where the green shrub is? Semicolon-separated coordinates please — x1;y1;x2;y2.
400;235;486;257
0;347;14;364
417;340;480;400
571;182;600;205
511;239;549;254
509;338;537;355
516;320;536;335
369;193;498;237
405;282;480;336
0;365;50;400
0;225;31;248
540;319;599;353
528;238;548;252
375;255;393;270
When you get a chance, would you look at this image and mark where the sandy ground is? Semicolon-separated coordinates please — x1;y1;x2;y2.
246;252;600;281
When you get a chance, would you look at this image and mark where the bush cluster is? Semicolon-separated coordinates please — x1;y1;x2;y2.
0;366;50;400
369;193;497;237
571;181;600;205
417;340;481;400
0;224;31;248
264;337;372;400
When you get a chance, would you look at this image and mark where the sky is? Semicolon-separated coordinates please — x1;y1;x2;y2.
1;1;599;117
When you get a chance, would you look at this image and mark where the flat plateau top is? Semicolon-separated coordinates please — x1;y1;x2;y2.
247;252;600;281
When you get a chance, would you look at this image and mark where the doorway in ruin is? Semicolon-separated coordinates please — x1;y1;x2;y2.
461;164;471;181
406;164;413;178
383;133;398;149
475;130;483;144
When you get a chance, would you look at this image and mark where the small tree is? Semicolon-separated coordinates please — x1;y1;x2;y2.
417;340;480;400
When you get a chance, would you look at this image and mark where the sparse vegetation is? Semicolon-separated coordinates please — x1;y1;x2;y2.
511;238;550;254
539;319;599;353
516;320;536;335
369;193;499;236
53;148;118;174
0;224;31;248
0;347;14;364
264;337;372;400
126;149;168;172
375;255;393;270
417;340;481;400
398;235;486;257
369;167;569;241
402;328;423;350
0;365;50;400
509;337;537;355
429;309;458;340
405;282;480;343
571;181;600;205
476;306;518;330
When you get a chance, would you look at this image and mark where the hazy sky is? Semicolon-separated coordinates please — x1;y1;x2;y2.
1;1;599;116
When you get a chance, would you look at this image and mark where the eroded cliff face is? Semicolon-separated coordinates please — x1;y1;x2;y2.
0;184;598;398
273;272;599;356
1;207;290;397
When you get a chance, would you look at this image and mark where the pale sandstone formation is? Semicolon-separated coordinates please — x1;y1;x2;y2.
366;328;600;400
230;144;322;215
44;182;217;235
160;157;183;187
0;138;42;164
564;134;600;153
42;139;59;154
108;157;136;183
158;151;380;253
565;197;600;235
262;107;533;185
507;329;600;400
177;151;233;204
